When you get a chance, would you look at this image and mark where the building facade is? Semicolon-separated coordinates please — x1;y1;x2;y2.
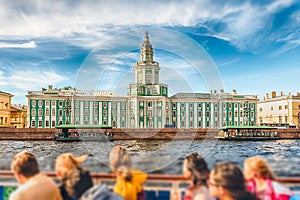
0;91;13;127
10;104;28;128
27;32;258;129
258;91;300;127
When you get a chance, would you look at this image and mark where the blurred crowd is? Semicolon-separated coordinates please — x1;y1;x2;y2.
8;146;295;200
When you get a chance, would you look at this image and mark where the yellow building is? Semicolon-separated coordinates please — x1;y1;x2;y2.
0;91;13;127
10;104;28;128
258;91;300;127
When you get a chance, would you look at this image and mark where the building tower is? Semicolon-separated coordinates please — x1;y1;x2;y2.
128;32;170;128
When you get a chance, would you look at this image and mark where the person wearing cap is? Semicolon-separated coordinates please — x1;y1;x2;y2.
109;145;147;200
10;151;62;200
55;153;93;200
182;152;213;200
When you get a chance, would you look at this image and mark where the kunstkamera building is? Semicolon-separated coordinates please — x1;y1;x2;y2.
27;32;258;129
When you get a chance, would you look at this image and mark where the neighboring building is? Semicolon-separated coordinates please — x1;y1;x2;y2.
258;91;300;127
0;91;13;127
10;104;28;128
27;32;258;129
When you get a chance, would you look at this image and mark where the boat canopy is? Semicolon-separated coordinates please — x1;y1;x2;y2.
55;124;112;129
220;125;276;130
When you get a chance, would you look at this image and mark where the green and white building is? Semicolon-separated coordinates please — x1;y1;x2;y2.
27;32;258;128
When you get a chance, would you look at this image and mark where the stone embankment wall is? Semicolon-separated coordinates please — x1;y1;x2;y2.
0;128;300;140
0;128;55;140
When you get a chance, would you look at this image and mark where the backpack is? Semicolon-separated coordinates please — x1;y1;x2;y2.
81;184;124;200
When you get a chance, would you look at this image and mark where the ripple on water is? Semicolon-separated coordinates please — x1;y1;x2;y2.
0;140;300;177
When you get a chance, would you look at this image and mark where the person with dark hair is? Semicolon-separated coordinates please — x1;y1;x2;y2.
55;153;93;200
244;156;292;200
182;152;213;200
109;145;147;200
208;162;257;200
10;151;62;200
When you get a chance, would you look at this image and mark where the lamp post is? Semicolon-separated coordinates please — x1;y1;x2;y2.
63;98;71;124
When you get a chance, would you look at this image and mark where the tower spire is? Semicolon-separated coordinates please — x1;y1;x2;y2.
140;31;153;63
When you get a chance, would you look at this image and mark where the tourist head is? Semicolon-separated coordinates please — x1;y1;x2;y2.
55;153;88;179
209;162;256;200
183;152;209;185
109;145;132;170
109;145;132;181
11;151;40;184
244;156;275;181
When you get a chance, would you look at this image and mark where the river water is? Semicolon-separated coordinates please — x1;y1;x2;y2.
0;139;299;177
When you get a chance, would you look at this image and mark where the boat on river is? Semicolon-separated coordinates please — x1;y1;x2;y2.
55;124;114;142
215;125;280;141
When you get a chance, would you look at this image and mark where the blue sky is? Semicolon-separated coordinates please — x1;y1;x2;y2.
0;0;300;105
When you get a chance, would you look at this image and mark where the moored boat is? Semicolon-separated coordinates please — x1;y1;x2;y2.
216;125;280;141
54;124;114;142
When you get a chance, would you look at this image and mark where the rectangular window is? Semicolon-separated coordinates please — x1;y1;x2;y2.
188;110;192;118
85;110;89;117
46;109;49;116
259;108;263;112
103;110;107;118
279;106;282;110
45;121;49;127
52;108;56;116
85;101;89;107
52;101;56;106
75;110;79;117
38;100;43;107
52;121;55;127
94;102;99;107
94;110;99;117
38;121;42;127
112;110;116;117
59;110;63;117
103;102;107;108
59;101;63;107
121;110;125;118
31;121;36;127
32;100;36;107
285;105;288;109
121;121;125;128
32;109;36;117
206;111;210;118
75;101;79;107
45;101;50;106
38;109;43;117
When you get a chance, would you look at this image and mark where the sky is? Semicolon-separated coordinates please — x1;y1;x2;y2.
1;0;300;105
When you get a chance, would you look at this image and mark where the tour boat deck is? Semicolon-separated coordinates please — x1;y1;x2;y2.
0;171;300;200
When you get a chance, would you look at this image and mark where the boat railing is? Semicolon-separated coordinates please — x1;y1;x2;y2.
1;171;300;199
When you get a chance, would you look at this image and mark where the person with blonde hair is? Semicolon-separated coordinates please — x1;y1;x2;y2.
55;153;93;200
182;152;213;200
109;145;147;200
10;151;62;200
208;162;257;200
244;156;292;200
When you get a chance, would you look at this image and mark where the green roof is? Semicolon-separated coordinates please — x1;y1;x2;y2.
220;125;276;130
56;124;112;129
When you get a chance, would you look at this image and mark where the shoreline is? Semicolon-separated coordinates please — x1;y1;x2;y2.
0;127;300;140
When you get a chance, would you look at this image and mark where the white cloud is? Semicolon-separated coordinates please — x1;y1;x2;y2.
0;41;36;48
9;70;68;90
0;0;297;54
